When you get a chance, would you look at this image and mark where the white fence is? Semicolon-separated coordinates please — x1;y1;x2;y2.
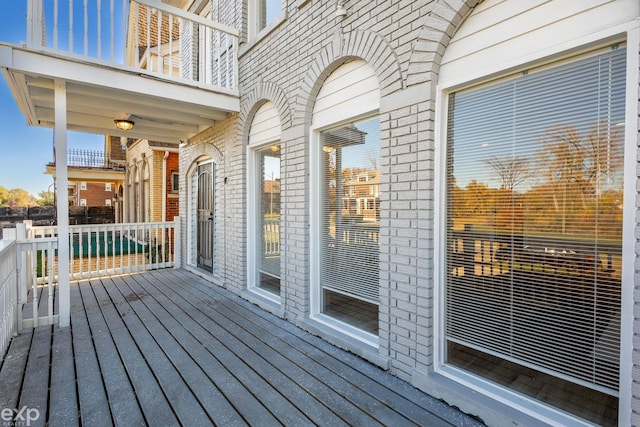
0;240;18;360
0;220;179;358
26;0;238;91
28;221;178;281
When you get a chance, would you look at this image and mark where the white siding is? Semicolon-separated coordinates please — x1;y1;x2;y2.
312;60;379;129
249;101;281;146
440;0;639;89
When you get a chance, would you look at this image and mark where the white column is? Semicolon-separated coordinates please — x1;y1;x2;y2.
162;151;169;222
54;79;70;327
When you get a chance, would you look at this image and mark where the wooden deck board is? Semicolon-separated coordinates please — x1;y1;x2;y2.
48;326;78;427
90;277;179;426
102;276;215;426
130;271;351;426
0;329;32;411
80;279;146;425
109;275;265;426
165;269;470;426
70;281;113;425
19;326;51;427
0;269;485;427
145;271;386;426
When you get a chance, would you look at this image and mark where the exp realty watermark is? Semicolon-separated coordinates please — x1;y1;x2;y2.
1;407;40;427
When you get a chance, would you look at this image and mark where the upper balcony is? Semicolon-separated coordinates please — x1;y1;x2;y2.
0;0;239;143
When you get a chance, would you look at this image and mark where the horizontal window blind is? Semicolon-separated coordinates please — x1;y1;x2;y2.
321;117;381;305
257;145;281;292
446;46;626;394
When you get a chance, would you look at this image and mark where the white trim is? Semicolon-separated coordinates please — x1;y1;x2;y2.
433;86;447;371
618;22;640;425
312;60;380;129
247;101;282;302
434;366;595;427
309;313;379;348
246;0;285;44
309;125;322;317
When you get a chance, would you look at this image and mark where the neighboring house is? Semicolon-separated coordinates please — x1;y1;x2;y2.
46;135;125;220
124;138;180;223
1;1;639;426
67;181;116;207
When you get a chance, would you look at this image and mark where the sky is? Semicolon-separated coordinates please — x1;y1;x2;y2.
0;1;103;196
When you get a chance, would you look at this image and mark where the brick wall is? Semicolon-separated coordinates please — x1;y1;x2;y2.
176;0;456;380
179;1;639;422
79;181;116;207
166;152;179;221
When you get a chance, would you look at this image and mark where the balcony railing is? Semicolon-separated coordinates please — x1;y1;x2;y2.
52;148;125;170
0;218;180;358
26;0;238;91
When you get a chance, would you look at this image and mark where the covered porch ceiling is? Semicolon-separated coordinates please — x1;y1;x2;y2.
0;44;239;144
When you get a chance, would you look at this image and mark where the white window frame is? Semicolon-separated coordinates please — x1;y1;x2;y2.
79;198;86;206
80;181;87;190
171;172;180;193
309;114;380;349
105;183;111;192
433;26;640;426
247;0;285;42
105;199;112;206
247;140;281;305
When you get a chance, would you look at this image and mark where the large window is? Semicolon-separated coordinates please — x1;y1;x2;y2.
319;117;380;335
445;45;625;425
255;144;281;294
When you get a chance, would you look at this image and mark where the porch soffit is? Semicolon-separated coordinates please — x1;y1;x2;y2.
45;164;126;183
0;44;240;144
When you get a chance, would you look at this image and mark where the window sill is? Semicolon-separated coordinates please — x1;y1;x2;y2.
411;366;595;427
242;287;283;317
301;315;390;370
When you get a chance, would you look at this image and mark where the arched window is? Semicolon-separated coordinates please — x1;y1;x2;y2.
310;59;381;345
248;101;282;301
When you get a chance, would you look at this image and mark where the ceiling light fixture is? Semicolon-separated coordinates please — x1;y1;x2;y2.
114;119;134;131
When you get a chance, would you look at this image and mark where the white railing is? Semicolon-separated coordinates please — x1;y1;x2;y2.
0;239;18;359
26;0;238;91
0;219;180;338
28;220;178;280
263;220;280;256
16;237;58;330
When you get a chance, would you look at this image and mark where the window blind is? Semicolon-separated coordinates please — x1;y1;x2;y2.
446;46;626;394
320;117;381;306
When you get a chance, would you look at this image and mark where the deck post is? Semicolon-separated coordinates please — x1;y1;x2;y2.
173;216;181;269
54;79;71;327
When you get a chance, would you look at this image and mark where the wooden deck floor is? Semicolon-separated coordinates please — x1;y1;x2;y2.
0;269;484;426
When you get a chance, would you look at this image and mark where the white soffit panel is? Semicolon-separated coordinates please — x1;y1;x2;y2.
249;101;281;146
313;60;380;129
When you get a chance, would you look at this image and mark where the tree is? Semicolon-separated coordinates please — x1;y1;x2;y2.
536;122;623;235
485;156;529;192
0;185;38;207
37;190;55;206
